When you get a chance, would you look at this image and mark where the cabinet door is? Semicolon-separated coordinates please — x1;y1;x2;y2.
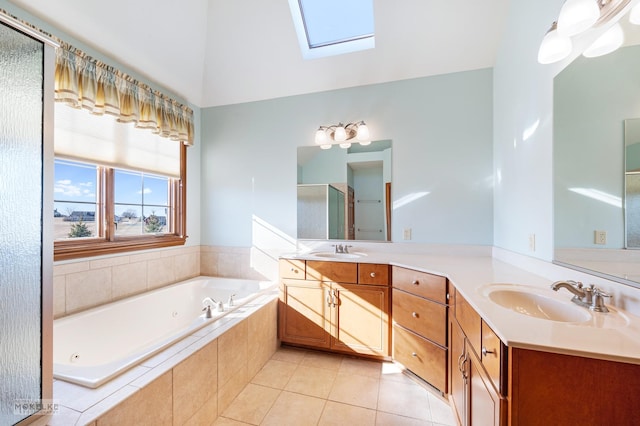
450;320;467;426
279;280;331;349
469;346;504;426
332;283;390;356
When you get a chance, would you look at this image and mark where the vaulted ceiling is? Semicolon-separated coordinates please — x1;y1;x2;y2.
10;0;510;108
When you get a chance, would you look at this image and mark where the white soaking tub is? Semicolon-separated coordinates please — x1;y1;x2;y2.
53;276;276;388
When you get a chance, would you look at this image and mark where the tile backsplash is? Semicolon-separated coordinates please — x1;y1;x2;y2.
53;245;272;318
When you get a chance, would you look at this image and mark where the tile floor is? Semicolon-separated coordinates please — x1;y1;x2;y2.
214;345;457;426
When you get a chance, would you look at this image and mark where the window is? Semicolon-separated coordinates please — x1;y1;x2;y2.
53;105;187;261
288;0;375;59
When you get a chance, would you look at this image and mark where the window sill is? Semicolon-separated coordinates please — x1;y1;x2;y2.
54;235;188;262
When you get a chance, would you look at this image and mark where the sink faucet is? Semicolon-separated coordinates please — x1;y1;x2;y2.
551;280;610;313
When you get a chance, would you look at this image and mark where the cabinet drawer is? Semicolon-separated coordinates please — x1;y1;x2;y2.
392;289;447;346
392;266;448;304
454;288;481;354
279;259;306;279
307;261;357;283
358;263;390;286
481;320;504;395
393;324;447;392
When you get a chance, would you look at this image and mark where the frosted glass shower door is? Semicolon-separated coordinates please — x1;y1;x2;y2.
0;21;46;425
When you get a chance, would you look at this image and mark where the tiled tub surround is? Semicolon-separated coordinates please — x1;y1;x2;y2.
50;294;278;425
53;245;275;319
54;276;277;388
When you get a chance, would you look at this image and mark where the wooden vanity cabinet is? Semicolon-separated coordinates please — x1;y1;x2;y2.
392;266;449;393
450;287;507;426
278;259;391;358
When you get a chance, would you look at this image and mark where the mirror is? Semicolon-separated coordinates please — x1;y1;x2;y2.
297;140;392;241
553;11;640;286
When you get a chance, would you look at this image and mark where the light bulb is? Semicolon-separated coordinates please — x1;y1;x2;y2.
557;0;600;37
339;142;351;149
356;122;370;141
359;140;371;146
334;125;347;142
583;22;624;58
630;3;640;25
320;144;332;150
315;128;327;145
538;22;572;64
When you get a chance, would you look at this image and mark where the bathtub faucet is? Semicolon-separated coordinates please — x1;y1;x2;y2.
203;296;224;313
202;297;217;318
228;294;236;307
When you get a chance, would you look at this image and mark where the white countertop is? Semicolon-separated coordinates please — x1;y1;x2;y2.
283;249;640;366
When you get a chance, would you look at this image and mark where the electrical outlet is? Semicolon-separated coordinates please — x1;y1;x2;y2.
528;234;536;252
403;228;412;240
595;230;607;245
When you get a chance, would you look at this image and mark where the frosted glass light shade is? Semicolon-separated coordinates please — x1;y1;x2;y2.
583;23;624;58
315;128;327;145
557;0;600;37
320;144;332;150
356;122;370;140
630;4;640;25
538;24;572;64
334;125;347;142
339;142;351;148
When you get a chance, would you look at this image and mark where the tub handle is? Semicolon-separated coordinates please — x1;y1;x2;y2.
202;305;213;319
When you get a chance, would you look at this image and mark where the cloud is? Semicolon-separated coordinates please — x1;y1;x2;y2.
54;180;95;199
137;188;152;195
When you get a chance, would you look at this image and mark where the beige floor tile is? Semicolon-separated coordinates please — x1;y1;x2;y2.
318;401;376;426
270;346;308;364
285;365;338;398
339;357;384;378
212;417;252;425
380;362;418;385
261;391;326;426
375;411;433;426
221;383;280;425
250;359;298;389
300;350;344;371
427;392;456;426
377;378;432;421
328;373;380;409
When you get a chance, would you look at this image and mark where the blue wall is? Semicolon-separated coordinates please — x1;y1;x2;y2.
201;69;494;247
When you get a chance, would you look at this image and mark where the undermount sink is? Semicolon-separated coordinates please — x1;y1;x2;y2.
309;252;365;259
483;285;591;323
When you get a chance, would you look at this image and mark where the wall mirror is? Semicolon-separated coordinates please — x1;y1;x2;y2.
553;10;640;287
297;140;392;241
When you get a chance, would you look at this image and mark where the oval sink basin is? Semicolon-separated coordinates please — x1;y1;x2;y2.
488;289;591;323
309;252;365;259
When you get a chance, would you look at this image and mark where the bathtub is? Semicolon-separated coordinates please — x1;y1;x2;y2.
53;276;277;388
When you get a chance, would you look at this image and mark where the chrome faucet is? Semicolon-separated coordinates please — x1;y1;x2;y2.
551;280;610;313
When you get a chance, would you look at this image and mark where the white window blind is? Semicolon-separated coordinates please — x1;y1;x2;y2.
54;103;180;177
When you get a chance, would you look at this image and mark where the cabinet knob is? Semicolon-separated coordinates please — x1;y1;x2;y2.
481;346;495;357
290;268;296;272
411;352;418;357
370;272;376;278
412;280;420;286
411;312;419;318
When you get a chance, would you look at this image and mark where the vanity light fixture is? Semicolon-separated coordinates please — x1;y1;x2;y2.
538;0;632;64
538;22;573;64
314;121;371;150
582;21;624;57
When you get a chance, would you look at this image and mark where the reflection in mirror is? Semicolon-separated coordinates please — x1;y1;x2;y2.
297;140;392;241
625;118;640;247
554;11;640;287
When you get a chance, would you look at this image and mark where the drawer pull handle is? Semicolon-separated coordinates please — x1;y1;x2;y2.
370;272;376;278
411;352;418;357
411;312;419;318
412;280;420;286
481;346;495;357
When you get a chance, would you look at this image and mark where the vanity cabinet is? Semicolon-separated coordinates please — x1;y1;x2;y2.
450;287;507;426
391;266;449;393
278;259;391;357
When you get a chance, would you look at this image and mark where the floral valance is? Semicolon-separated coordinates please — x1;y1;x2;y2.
54;43;194;145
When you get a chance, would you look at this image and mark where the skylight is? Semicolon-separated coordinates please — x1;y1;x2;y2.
288;0;375;59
